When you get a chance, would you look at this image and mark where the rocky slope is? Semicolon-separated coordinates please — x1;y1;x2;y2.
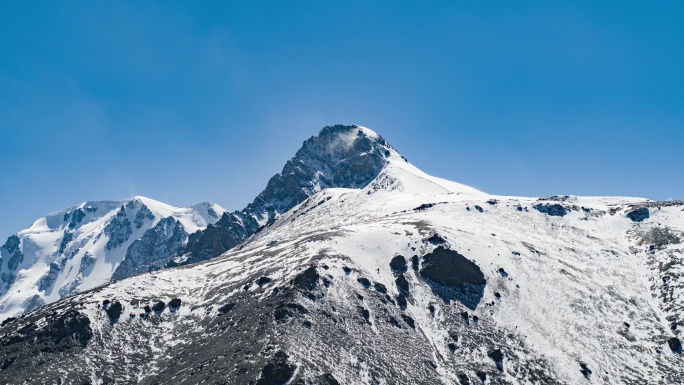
0;197;226;321
0;126;682;384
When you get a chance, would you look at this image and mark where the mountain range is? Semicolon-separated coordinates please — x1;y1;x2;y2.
0;125;682;384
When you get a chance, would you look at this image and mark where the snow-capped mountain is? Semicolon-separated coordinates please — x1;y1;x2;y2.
0;125;682;384
176;125;398;266
0;197;226;320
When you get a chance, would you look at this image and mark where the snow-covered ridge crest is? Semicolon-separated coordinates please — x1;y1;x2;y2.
0;196;225;321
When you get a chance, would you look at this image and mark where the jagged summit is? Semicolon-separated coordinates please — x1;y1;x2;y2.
247;124;395;223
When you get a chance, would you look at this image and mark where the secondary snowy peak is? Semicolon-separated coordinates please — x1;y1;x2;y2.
0;197;225;321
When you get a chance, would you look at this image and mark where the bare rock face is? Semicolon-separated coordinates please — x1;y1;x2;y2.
0;235;23;296
420;247;486;310
104;207;133;251
112;217;188;281
0;308;92;375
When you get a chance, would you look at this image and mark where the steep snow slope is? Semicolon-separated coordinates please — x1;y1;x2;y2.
0;129;682;384
0;197;225;321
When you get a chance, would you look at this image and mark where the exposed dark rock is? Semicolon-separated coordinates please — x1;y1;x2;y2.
342;266;352;275
133;204;155;229
396;294;407;310
67;209;86;229
488;349;504;372
498;268;509;278
1;235;24;294
401;314;415;329
358;306;371;324
152;301;166;312
636;226;682;249
218;303;236;315
274;303;308;322
357;277;371;289
112;217;188;280
179;212;252;265
486;199;498;205
579;362;592;378
627;207;650;222
169;298;182;309
321;277;332;288
533;203;567;217
104;207;132;250
256;351;296;385
476;372;487;383
474;205;484;213
411;255;419;271
293;266;319;291
37;262;61;292
458;373;470;385
390;255;408;273
105;301;123;320
395;274;410;295
427;234;446;245
373;282;387;294
668;337;682;354
420;247;486;310
257;276;273;286
541;195;571;202
1;317;17;327
0;310;92;356
415;203;436;211
58;232;73;254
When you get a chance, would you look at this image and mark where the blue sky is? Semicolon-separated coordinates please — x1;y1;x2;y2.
1;1;682;238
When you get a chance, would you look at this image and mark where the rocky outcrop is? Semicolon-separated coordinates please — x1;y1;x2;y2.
112;217;188;281
104;207;133;250
0;235;23;296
